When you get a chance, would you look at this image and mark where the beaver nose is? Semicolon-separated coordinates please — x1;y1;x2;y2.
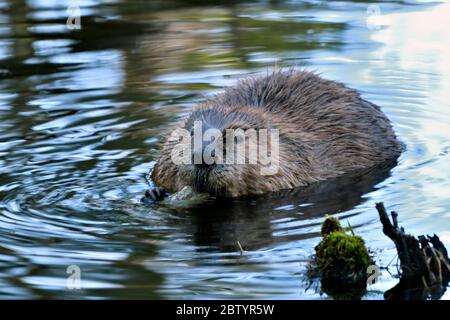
191;122;220;166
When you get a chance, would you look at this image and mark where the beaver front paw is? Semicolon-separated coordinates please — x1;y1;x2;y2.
141;187;167;204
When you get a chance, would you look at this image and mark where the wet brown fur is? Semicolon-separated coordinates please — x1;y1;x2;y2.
152;70;402;197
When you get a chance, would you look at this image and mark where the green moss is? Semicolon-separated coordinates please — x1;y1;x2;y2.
320;216;344;236
311;217;374;293
315;232;373;278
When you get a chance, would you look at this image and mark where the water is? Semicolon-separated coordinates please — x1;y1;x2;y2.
0;0;449;299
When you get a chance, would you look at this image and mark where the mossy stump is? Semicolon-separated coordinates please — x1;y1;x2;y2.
311;216;374;297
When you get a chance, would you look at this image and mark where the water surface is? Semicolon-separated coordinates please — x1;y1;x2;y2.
0;0;449;299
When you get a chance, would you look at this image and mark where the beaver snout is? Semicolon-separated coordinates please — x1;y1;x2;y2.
191;135;221;166
193;164;213;192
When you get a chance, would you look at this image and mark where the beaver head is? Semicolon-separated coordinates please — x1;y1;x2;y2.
151;103;309;198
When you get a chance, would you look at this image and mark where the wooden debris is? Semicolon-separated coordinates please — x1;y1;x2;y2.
376;202;450;298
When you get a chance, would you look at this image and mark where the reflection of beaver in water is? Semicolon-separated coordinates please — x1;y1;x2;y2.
150;70;402;199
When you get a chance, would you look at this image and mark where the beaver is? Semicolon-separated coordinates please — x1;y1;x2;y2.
148;69;402;199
